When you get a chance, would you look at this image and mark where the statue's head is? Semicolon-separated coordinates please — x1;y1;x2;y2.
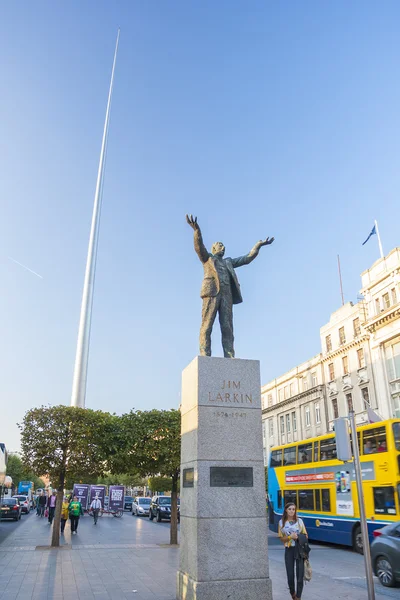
211;241;225;257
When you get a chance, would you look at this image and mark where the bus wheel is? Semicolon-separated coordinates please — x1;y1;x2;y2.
353;525;363;554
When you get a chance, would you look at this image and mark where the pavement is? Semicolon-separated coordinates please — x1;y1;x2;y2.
0;511;399;600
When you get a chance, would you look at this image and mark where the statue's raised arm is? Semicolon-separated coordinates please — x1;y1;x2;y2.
231;236;275;268
186;214;209;263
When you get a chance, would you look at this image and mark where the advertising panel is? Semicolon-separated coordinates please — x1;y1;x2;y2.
109;485;125;511
73;483;90;510
89;485;106;506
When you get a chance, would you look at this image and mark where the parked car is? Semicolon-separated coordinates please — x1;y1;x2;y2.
149;496;180;523
371;521;400;587
12;495;31;514
132;496;151;516
124;496;134;511
1;498;22;521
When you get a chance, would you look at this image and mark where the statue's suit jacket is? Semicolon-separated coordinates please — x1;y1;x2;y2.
193;229;260;305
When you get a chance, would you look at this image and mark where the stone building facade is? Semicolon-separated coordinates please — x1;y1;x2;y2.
261;246;400;464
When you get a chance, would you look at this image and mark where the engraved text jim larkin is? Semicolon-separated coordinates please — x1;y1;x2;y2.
207;380;253;404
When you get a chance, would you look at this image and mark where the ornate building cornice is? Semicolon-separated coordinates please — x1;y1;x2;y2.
262;385;324;415
321;334;369;362
364;305;400;334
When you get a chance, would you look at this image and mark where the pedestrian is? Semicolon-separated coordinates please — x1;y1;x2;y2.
38;492;47;517
278;502;308;600
35;494;40;516
89;494;102;525
60;496;70;534
47;490;57;524
69;495;84;535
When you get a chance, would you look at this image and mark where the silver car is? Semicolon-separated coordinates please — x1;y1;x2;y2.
371;521;400;587
132;496;151;516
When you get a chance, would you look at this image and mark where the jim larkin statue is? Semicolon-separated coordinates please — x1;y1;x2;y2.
186;214;274;358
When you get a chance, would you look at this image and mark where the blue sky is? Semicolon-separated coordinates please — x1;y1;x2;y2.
1;1;400;451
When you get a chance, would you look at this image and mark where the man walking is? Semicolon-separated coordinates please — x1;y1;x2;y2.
38;492;46;517
89;494;102;525
47;490;57;525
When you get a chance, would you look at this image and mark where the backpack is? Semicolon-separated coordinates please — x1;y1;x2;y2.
304;558;312;582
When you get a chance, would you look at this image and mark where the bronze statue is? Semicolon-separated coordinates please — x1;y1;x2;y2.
186;215;274;358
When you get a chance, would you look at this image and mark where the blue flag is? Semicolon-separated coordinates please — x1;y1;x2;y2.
362;225;376;246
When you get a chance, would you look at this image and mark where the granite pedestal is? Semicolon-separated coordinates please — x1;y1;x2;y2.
177;356;273;600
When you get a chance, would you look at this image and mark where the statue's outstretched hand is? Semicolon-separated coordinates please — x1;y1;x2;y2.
186;214;199;230
257;237;274;248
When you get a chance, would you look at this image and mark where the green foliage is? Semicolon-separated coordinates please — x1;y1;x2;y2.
148;476;173;492
6;454;45;491
97;472;146;488
18;405;115;546
114;409;181;480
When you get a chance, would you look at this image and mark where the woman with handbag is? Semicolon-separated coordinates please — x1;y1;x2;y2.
278;502;308;600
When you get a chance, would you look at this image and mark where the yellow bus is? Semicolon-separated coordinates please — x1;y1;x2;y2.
267;418;400;552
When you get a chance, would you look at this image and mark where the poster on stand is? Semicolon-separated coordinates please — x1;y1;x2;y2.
73;484;90;510
89;485;106;507
109;485;125;511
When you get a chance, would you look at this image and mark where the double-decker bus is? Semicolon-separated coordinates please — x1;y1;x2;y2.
268;418;400;553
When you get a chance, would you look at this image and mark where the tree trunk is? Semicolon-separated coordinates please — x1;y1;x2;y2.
170;473;178;545
51;475;65;547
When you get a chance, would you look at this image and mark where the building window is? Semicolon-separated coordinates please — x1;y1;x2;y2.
305;405;311;427
357;348;365;369
385;341;400;382
332;398;339;419
292;411;297;432
353;317;361;337
268;394;273;407
280;415;284;434
328;363;335;381
284;386;289;400
375;298;381;315
286;414;291;433
326;335;332;352
278;389;283;402
342;355;349;375
383;292;390;310
315;403;321;424
361;387;370;409
269;418;273;437
290;382;295;397
339;326;346;345
346;393;353;412
303;377;308;391
392;288;398;305
312;372;318;387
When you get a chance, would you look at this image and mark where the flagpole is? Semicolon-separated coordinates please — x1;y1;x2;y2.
374;219;384;259
337;255;344;306
71;30;120;408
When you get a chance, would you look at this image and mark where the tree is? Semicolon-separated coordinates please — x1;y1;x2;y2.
115;409;181;544
19;406;115;547
6;454;45;491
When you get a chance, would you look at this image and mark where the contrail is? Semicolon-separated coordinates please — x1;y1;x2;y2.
8;256;43;279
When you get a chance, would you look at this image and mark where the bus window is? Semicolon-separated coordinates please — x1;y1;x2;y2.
322;489;330;512
270;449;283;467
350;431;361;455
320;439;336;461
315;489;321;511
314;441;319;462
393;423;400;450
298;490;314;510
363;426;386;454
373;487;396;515
284;446;297;466
284;490;297;505
298;443;312;464
278;490;282;509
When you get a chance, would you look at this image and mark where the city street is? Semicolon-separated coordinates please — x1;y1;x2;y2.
0;511;399;599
